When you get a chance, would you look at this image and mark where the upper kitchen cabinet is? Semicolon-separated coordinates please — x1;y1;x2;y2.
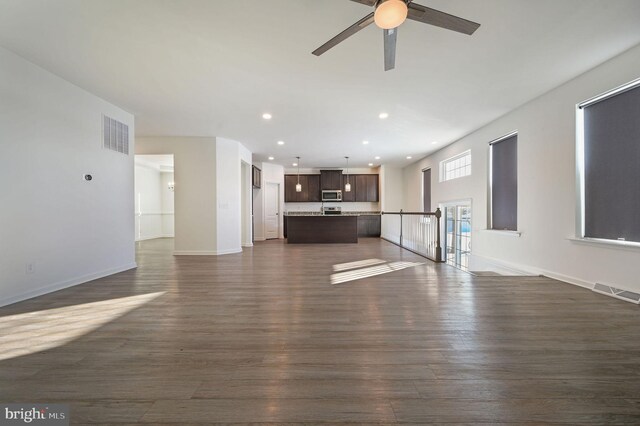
341;174;356;202
285;173;377;202
355;174;379;202
284;175;298;202
285;174;321;202
307;174;321;202
366;174;379;202
320;170;342;190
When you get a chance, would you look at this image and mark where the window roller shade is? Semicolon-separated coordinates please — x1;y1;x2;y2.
491;135;517;231
584;84;640;242
423;169;431;212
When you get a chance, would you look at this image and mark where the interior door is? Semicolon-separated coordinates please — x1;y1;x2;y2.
265;183;280;240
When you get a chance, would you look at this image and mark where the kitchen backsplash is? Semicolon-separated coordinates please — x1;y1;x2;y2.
285;202;380;212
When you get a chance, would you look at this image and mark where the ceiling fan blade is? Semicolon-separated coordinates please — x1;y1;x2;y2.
407;3;480;35
349;0;377;6
312;13;375;56
383;28;397;71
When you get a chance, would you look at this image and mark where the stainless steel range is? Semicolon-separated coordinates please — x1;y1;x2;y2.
322;206;342;215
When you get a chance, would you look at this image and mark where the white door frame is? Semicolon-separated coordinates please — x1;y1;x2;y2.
439;198;472;270
241;161;253;247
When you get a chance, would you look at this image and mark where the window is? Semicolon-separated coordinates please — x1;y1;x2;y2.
440;150;471;182
489;132;518;231
578;79;640;243
422;168;431;212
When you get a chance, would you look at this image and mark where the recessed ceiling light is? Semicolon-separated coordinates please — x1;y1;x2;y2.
268;156;274;160
277;140;285;145
292;163;298;167
368;163;374;167
262;113;272;120
375;156;381;160
379;112;389;119
362;140;369;145
432;141;438;145
406;156;412;159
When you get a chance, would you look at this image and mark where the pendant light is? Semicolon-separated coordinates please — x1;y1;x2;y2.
295;156;302;192
344;156;351;192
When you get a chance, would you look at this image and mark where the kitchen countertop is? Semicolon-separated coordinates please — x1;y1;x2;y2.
284;211;381;216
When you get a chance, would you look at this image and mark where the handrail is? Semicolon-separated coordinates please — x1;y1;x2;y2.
382;211;439;216
381;208;443;262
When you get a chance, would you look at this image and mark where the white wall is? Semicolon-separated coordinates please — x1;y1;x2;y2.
0;46;135;307
215;137;252;255
136;137;218;254
136;136;251;254
239;145;253;247
252;162;265;241
380;165;405;244
401;43;640;291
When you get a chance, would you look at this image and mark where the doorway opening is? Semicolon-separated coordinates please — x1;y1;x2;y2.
134;155;175;245
443;201;471;270
241;161;252;247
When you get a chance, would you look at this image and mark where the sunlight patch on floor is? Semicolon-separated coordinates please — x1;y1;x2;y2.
0;292;165;361
331;261;424;285
332;258;388;272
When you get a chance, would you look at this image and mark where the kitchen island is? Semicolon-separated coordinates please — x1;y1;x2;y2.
286;214;358;243
284;212;381;244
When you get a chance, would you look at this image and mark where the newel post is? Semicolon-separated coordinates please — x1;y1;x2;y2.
435;208;443;262
399;209;404;248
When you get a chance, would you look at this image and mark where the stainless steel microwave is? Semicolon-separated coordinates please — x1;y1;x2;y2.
322;190;342;202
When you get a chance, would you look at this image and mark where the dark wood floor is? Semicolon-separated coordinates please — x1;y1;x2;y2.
1;238;640;424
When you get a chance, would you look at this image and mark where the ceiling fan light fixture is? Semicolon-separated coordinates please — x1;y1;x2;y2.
374;0;408;30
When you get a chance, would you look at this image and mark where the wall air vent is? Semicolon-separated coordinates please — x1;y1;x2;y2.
103;115;129;155
593;283;640;304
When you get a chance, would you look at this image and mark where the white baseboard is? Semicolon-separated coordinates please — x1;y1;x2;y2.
215;247;243;255
242;243;254;248
380;233;400;245
0;262;138;308
136;234;174;241
173;248;242;256
470;254;593;289
253;237;266;242
135;234;164;242
538;269;593;289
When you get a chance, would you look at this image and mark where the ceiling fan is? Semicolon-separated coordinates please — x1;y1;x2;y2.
312;0;480;71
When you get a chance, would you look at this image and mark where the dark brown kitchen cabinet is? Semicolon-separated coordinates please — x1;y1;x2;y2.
357;215;381;237
341;174;356;202
284;175;298;202
320;170;342;190
307;174;321;202
355;174;379;202
286;173;377;202
252;166;261;188
366;174;379;202
285;174;321;202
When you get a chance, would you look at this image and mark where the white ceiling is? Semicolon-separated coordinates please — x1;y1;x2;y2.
1;0;639;168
